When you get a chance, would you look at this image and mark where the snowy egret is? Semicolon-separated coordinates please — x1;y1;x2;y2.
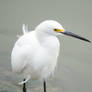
11;20;90;92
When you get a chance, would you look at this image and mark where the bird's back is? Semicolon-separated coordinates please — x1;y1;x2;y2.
11;31;38;72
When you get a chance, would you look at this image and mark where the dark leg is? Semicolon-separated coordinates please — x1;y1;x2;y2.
43;80;46;92
23;79;26;92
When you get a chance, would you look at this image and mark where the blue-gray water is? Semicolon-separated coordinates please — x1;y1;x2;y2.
0;0;92;92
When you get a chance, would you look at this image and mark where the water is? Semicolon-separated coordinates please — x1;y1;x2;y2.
0;0;92;92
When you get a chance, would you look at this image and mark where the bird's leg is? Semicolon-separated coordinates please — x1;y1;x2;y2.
23;79;26;92
43;80;47;92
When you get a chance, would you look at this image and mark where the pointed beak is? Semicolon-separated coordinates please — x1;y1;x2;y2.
54;29;91;43
61;30;91;43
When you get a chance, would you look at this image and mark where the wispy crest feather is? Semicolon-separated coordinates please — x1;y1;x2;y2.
17;24;29;38
22;24;28;34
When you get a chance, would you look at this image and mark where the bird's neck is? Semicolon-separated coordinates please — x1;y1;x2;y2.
35;31;60;57
35;31;60;49
35;31;54;44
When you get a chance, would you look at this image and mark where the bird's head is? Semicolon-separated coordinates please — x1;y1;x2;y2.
36;20;91;43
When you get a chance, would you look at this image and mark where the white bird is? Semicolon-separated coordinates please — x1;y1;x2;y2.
11;20;90;92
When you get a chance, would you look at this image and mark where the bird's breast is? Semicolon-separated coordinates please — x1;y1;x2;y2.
42;36;60;57
29;36;60;79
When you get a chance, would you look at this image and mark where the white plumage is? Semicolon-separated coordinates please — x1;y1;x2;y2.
11;20;64;84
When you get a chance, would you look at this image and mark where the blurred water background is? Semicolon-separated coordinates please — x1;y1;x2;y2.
0;0;92;92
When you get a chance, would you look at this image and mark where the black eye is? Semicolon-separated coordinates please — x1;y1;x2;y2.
54;29;57;31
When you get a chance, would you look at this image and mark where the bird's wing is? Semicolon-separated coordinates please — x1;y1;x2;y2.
11;31;38;73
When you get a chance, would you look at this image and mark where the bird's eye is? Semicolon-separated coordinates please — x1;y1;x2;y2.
54;29;57;32
54;28;65;33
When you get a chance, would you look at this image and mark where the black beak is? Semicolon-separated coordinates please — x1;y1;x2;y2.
61;31;91;43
